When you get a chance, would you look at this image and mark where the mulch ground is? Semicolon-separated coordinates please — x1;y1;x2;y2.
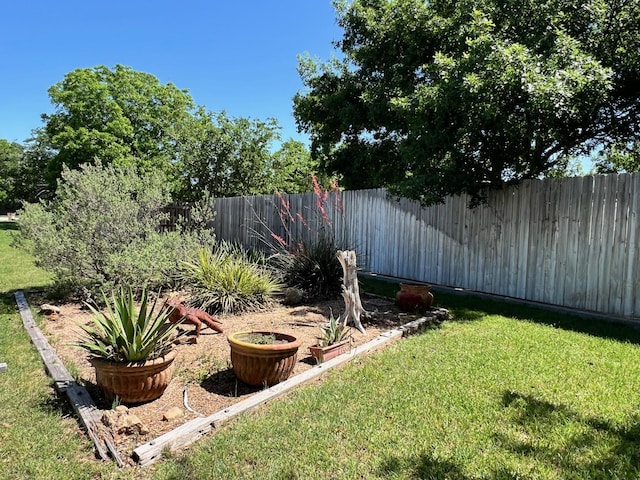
40;293;424;462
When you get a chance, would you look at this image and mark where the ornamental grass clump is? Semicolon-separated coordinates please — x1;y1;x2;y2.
75;287;182;362
273;233;343;299
179;242;281;315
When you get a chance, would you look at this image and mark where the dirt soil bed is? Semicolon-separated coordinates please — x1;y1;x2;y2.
42;294;421;462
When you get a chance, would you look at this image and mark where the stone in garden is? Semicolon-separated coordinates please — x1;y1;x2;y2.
162;407;184;421
121;414;149;435
284;287;304;305
39;304;61;315
101;406;150;436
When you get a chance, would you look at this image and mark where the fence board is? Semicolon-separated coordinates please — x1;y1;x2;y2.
626;176;640;315
208;174;640;319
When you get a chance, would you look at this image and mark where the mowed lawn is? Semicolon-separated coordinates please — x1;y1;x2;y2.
3;221;640;479
154;286;640;479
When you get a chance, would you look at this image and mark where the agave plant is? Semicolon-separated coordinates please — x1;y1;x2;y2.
317;310;352;347
75;287;182;362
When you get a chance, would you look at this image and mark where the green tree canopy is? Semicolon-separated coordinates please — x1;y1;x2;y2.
0;140;24;212
270;139;321;193
39;65;314;202
593;141;640;173
175;110;282;201
43;64;195;187
294;0;640;205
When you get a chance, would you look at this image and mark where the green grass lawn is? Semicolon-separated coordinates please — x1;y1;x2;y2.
154;281;640;480
3;224;640;479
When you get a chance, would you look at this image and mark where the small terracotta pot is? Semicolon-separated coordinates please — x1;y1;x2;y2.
396;283;434;312
89;350;177;404
228;331;301;386
309;340;351;364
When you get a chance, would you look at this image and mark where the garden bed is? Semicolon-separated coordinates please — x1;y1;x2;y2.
42;293;435;463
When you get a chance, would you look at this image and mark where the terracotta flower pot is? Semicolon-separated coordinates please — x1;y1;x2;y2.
396;283;434;312
228;331;302;386
89;350;177;404
309;339;351;364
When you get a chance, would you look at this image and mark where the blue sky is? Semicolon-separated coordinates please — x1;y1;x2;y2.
0;1;342;146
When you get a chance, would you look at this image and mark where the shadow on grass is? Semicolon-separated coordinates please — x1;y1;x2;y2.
496;390;640;478
37;388;78;418
0;222;18;232
0;293;17;314
437;290;640;345
377;391;640;479
378;451;536;480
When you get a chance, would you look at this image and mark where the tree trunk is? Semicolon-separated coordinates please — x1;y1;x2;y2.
337;250;368;334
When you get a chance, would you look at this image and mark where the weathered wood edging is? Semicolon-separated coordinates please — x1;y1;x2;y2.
14;291;124;467
133;307;448;466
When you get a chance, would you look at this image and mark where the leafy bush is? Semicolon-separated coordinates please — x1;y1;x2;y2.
179;242;281;315
76;287;182;362
16;162;213;299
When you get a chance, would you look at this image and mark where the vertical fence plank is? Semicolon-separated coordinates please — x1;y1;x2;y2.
625;176;640;315
609;174;630;314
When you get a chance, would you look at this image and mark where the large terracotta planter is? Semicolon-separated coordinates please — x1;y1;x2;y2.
228;331;302;386
89;350;177;404
309;339;351;364
396;283;434;312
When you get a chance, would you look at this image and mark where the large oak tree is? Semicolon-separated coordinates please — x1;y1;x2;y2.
43;65;195;185
37;64;316;201
294;0;640;205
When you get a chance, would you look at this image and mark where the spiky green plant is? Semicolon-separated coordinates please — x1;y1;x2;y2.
317;310;352;347
180;242;281;315
272;233;343;300
75;287;181;362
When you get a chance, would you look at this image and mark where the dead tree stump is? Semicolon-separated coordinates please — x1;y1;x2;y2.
337;250;368;334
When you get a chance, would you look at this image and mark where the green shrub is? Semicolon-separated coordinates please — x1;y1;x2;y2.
272;232;343;300
179;242;281;315
16;162;213;299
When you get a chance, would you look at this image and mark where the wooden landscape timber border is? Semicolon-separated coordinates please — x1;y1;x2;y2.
14;291;124;467
133;307;449;467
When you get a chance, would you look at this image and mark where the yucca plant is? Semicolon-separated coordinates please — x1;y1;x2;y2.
179;242;282;315
75;287;182;362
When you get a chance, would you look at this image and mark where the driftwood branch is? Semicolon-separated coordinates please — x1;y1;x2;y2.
337;250;368;334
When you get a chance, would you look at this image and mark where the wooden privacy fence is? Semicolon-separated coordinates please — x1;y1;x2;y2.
210;173;640;319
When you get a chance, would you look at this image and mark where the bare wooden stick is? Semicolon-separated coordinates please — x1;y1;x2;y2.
337;250;368;333
14;291;124;467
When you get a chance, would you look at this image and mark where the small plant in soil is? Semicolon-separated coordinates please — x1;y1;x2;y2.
241;333;277;345
317;310;352;347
